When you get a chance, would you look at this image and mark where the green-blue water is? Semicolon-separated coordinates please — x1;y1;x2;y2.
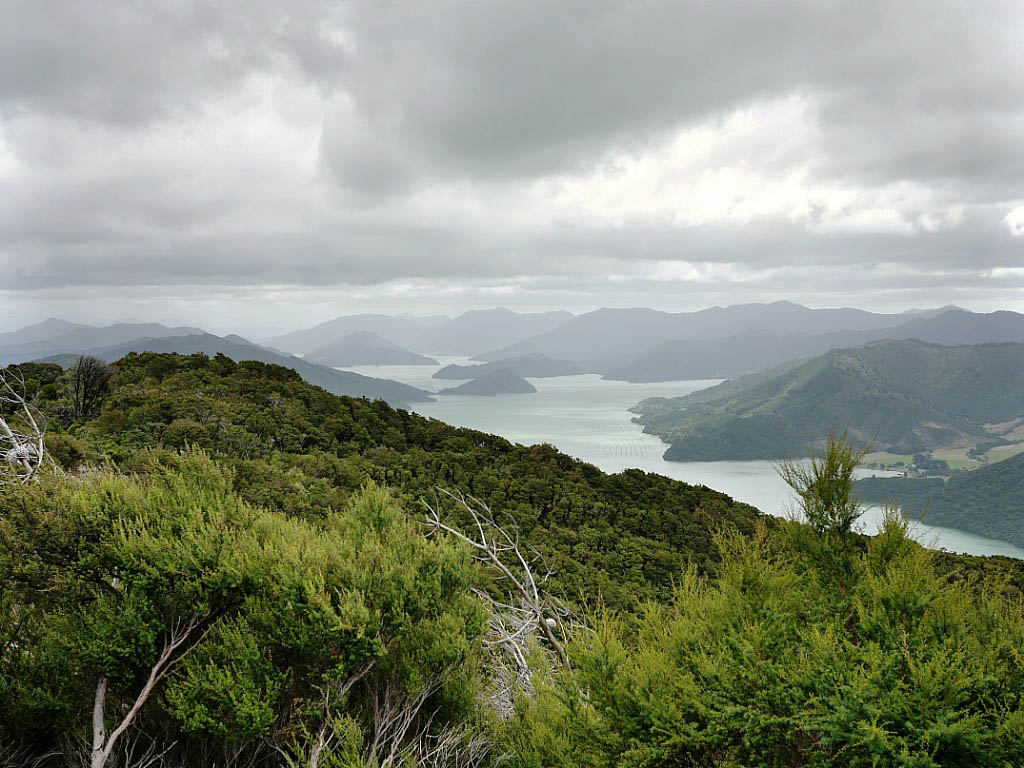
342;357;1024;559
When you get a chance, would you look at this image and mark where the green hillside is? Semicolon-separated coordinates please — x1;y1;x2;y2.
6;352;1024;767
37;333;434;406
857;452;1024;546
15;352;759;607
633;340;1024;461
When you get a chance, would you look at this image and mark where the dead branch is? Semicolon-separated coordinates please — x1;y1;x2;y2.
0;367;50;486
423;490;571;668
301;658;378;768
367;673;444;767
413;723;501;768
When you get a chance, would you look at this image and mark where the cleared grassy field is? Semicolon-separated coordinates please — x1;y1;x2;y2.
983;443;1024;464
932;447;982;471
863;451;913;469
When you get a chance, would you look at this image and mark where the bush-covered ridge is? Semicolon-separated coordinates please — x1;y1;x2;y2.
13;351;761;607
5;354;1024;767
633;339;1024;461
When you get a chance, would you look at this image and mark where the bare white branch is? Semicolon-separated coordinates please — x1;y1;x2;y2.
423;489;571;669
90;614;212;768
0;367;52;486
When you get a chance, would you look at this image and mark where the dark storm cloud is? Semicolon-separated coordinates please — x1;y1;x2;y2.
0;0;1022;320
324;0;1024;191
0;0;349;123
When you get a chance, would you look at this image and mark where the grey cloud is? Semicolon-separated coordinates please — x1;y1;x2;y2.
325;0;1024;192
3;209;1020;292
0;0;348;123
1;0;1022;317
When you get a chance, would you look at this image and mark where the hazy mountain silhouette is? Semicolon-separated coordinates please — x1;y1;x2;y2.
305;331;438;367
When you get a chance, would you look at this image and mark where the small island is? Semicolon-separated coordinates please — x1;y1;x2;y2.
304;331;439;367
437;368;537;396
433;352;581;379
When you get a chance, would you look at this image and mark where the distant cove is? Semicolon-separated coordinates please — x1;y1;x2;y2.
340;357;1024;559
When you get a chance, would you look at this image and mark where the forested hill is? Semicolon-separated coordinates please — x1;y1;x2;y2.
8;352;1024;768
633;339;1024;461
857;452;1024;547
35;332;433;407
18;352;760;607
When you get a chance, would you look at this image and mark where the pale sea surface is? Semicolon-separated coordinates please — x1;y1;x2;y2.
341;356;1024;559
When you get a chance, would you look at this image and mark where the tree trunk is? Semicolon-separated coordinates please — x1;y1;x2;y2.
91;676;109;768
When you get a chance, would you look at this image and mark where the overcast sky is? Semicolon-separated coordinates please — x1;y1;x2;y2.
2;0;1022;335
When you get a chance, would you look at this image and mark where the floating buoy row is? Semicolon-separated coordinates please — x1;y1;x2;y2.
600;445;655;457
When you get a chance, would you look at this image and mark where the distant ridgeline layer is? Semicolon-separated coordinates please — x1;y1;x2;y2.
632;339;1024;461
15;352;760;608
856;452;1024;548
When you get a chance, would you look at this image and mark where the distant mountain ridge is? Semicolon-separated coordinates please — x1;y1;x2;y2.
0;318;89;347
475;301;918;368
632;339;1024;461
602;309;1024;381
0;321;205;364
305;331;438;367
474;305;1024;379
264;308;574;356
263;314;437;356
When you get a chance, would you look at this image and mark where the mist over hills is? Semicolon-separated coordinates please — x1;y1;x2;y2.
305;331;439;367
0;321;205;365
264;302;1011;380
6;302;1023;417
263;308;573;356
261;313;434;355
603;309;1024;381
632;339;1024;462
474;302;914;367
0;317;89;347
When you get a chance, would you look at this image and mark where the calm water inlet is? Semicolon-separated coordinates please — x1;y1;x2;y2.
341;358;1024;559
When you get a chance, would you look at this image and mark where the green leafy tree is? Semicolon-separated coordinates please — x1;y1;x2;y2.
502;518;1024;767
0;451;485;767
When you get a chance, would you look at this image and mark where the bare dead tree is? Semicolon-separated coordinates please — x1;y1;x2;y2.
68;356;113;420
412;723;498;768
422;489;586;732
64;723;177;768
0;366;50;486
0;740;58;768
90;614;212;768
113;724;177;768
277;658;378;768
423;490;572;669
367;673;445;768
